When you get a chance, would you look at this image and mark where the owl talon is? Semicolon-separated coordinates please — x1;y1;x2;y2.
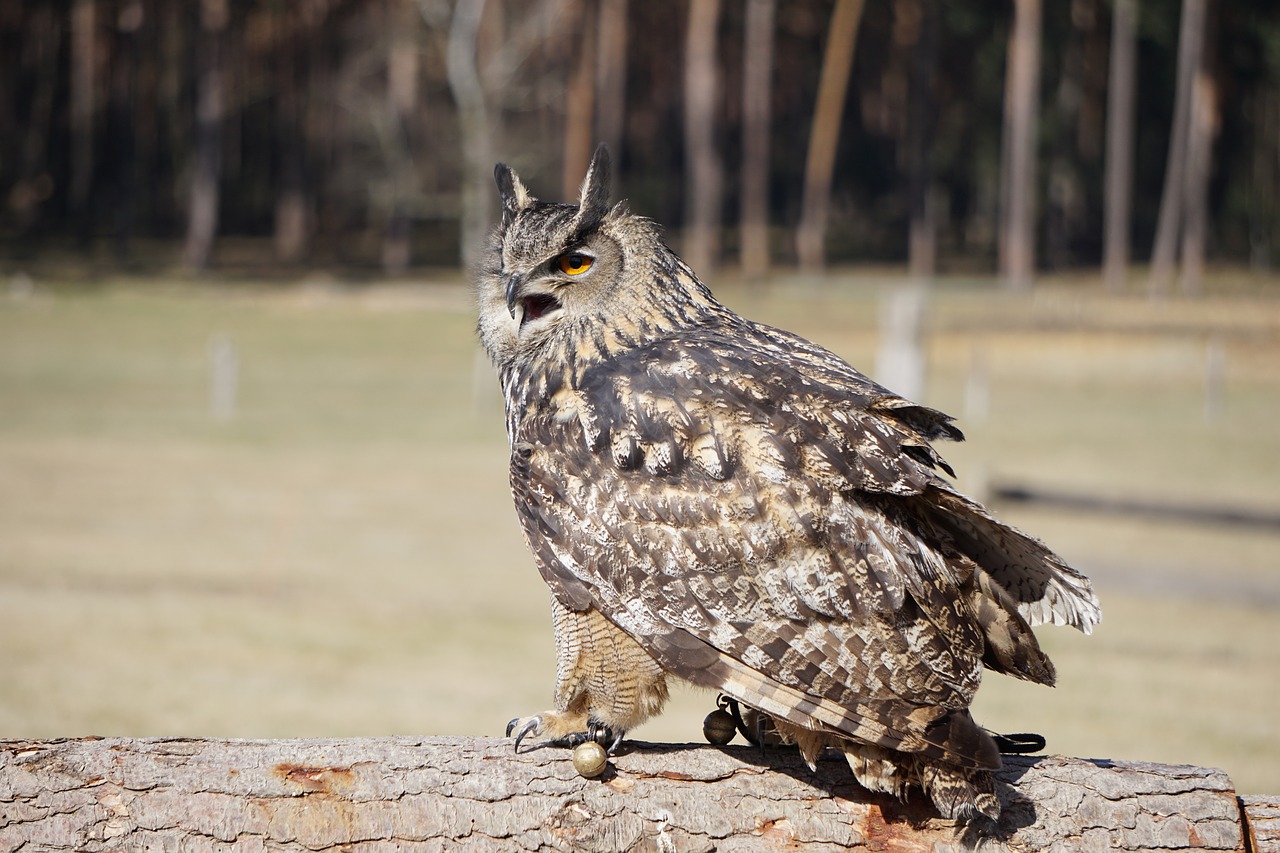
505;711;626;755
507;716;543;752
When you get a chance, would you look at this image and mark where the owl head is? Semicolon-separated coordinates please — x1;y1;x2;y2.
475;145;620;367
476;145;719;380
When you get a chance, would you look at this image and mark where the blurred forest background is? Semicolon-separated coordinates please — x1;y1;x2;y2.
2;0;1280;798
3;0;1280;282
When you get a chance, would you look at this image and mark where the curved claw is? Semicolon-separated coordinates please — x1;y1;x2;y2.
508;716;542;753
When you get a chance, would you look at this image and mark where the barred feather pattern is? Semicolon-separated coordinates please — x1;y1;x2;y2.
478;146;1100;823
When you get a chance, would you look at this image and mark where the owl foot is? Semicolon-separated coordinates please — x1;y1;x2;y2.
506;711;624;754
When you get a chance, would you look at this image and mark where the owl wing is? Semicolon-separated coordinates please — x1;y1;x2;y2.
510;327;1094;768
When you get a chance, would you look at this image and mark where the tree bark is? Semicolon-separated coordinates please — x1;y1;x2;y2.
1245;796;1280;853
1103;0;1138;293
0;737;1259;852
999;0;1042;291
796;0;866;273
682;0;723;277
1149;0;1206;297
739;0;775;285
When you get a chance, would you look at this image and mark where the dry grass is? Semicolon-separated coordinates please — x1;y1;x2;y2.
1;272;1277;793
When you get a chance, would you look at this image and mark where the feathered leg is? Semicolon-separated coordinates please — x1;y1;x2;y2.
508;597;668;753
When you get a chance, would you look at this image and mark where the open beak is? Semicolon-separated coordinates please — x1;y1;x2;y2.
505;273;562;327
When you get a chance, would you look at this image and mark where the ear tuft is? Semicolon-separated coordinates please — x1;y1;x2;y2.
573;144;611;231
494;162;534;227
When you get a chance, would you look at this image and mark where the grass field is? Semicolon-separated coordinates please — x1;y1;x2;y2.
1;271;1277;794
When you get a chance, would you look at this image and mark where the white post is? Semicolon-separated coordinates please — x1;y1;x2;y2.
874;283;927;403
209;333;238;422
1204;335;1225;423
964;342;990;424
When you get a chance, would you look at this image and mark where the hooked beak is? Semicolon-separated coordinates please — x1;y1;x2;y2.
504;273;563;328
505;274;523;319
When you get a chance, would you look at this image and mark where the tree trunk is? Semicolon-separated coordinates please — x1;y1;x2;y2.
999;0;1042;291
562;0;596;202
0;737;1261;852
1149;0;1206;297
383;0;420;275
69;0;96;247
1179;41;1216;296
739;0;775;285
274;10;310;263
1247;89;1278;271
1103;0;1138;293
1248;796;1280;852
106;2;142;262
594;0;628;159
444;0;494;271
796;0;866;273
682;0;722;277
182;0;228;272
16;7;62;237
905;0;938;281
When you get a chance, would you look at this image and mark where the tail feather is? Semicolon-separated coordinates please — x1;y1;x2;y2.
966;564;1058;685
697;648;1000;770
842;741;1000;822
929;485;1101;634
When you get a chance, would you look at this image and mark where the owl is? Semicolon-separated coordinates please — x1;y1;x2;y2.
476;145;1099;823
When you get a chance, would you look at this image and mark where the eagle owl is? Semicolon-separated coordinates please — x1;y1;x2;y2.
476;145;1099;822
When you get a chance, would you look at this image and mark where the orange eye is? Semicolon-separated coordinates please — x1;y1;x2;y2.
558;253;593;275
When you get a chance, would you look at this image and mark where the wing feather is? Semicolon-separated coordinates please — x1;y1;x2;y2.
510;323;1094;768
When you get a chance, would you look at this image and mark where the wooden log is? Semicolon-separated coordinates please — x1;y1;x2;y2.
0;736;1259;852
1243;796;1280;853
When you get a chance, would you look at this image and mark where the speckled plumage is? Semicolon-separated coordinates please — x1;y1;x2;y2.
477;146;1100;822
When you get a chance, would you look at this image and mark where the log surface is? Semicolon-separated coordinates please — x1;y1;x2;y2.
1243;796;1280;853
0;736;1254;852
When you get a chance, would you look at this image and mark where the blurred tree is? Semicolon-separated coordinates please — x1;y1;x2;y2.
1250;86;1279;270
0;0;1277;275
8;6;60;238
904;0;938;280
999;0;1042;290
562;0;596;202
1178;7;1217;296
739;0;776;284
383;0;421;274
1149;0;1206;296
595;0;628;159
274;6;311;263
183;0;229;271
1043;0;1105;273
69;0;96;247
106;0;142;260
683;0;723;276
1103;0;1138;292
441;0;493;271
797;0;866;272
